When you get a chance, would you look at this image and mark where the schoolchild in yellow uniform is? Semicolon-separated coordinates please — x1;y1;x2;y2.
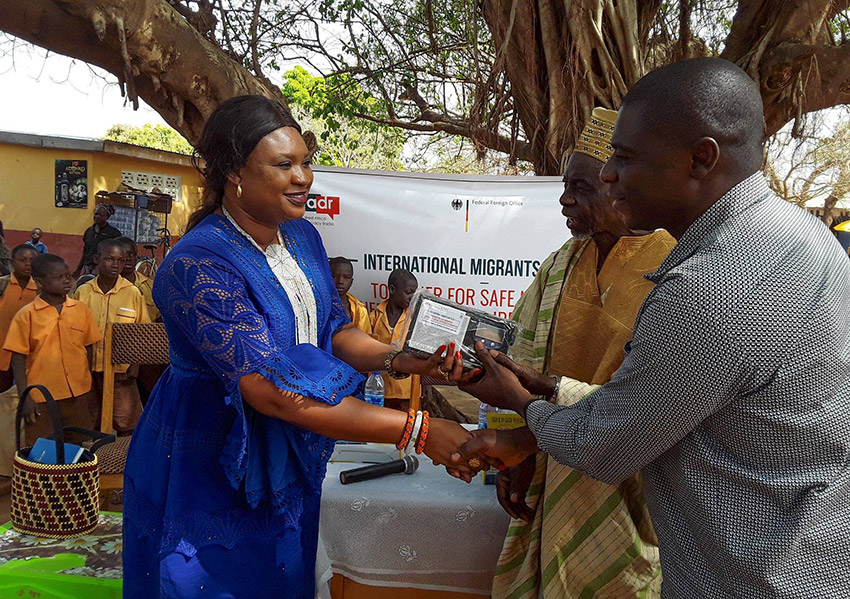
117;236;159;321
74;238;150;434
370;268;421;410
0;245;39;391
329;256;371;335
4;254;102;444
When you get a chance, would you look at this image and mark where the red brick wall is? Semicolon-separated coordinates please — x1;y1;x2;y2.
4;229;180;271
5;229;83;269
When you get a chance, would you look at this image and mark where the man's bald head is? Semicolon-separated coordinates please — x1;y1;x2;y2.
622;57;765;174
601;58;769;239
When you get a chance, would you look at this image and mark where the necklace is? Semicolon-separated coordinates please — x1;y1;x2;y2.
222;207;318;345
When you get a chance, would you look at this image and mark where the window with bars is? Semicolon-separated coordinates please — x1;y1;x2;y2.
120;170;181;202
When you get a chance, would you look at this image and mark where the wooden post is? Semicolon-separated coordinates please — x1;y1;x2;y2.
100;323;116;434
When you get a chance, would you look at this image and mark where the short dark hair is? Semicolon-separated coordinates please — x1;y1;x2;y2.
388;268;416;288
11;244;37;259
622;57;765;173
116;237;137;252
329;256;353;269
96;238;125;256
31;254;67;279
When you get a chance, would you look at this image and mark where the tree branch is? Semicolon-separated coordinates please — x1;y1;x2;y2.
354;111;535;163
760;41;850;137
250;0;263;78
0;0;289;145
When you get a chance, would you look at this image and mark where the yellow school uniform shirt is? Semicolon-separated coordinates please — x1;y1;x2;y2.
3;296;102;401
132;271;159;321
0;275;39;370
346;293;372;335
370;300;420;400
73;276;150;373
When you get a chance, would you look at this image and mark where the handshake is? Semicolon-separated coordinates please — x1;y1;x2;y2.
412;341;557;521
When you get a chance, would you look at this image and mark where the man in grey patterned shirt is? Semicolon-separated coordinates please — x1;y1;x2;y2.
454;57;850;597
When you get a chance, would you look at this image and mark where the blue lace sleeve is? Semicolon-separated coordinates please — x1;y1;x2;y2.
157;253;363;510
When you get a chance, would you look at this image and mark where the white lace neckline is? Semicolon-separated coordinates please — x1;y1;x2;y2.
222;208;318;346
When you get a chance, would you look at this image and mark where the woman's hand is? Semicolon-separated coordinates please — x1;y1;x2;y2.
423;418;481;482
391;343;481;384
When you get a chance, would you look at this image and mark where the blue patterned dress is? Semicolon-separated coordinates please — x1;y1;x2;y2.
123;215;363;598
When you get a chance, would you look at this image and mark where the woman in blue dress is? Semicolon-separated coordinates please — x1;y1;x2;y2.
123;96;477;598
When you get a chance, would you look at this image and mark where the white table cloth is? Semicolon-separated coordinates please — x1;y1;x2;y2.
317;441;510;595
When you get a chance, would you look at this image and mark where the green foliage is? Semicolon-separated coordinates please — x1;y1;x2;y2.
282;66;394;132
103;123;193;155
282;67;405;170
212;0;517;172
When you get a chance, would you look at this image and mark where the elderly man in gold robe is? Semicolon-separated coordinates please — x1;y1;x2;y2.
491;108;676;598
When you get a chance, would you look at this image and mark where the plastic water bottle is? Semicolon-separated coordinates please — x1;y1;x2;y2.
364;372;385;407
478;402;496;429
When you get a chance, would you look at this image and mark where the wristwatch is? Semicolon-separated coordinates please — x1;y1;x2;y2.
384;348;410;380
550;375;561;402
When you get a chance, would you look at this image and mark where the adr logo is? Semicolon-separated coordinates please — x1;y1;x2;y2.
306;194;340;219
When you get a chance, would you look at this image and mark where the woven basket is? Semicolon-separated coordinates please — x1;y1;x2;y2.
11;385;113;538
95;435;132;475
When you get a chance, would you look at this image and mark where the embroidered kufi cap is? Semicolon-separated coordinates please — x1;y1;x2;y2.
574;107;618;163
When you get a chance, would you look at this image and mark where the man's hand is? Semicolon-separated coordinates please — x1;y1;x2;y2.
491;353;556;398
450;426;538;470
392;343;481;383
496;454;537;522
424;418;480;483
458;343;533;413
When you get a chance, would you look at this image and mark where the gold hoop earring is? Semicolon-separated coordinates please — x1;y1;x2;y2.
236;184;243;198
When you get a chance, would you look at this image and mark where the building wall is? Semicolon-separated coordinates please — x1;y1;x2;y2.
0;141;202;267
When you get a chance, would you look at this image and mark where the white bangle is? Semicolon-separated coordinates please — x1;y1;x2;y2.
405;411;424;455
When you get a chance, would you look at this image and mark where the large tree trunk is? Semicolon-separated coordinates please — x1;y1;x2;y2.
0;0;288;145
483;0;850;174
482;0;663;174
721;0;850;138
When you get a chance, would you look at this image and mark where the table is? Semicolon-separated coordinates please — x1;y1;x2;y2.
319;444;510;597
0;513;123;599
0;445;510;599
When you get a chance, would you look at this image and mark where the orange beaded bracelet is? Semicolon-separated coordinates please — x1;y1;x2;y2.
415;411;430;454
396;409;417;450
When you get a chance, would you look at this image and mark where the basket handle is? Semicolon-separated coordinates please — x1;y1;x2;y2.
15;384;66;463
62;426;116;453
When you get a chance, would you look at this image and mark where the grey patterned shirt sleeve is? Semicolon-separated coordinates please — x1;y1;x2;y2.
526;173;850;598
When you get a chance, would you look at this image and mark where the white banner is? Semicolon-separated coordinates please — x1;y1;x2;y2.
307;166;568;318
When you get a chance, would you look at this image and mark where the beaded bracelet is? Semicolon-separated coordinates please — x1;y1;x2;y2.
415;411;430;454
395;409;417;450
405;411;424;455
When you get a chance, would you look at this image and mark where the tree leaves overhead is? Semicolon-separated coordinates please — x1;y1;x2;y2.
281;66;406;169
188;0;525;163
183;0;850;175
104;123;194;155
4;0;849;177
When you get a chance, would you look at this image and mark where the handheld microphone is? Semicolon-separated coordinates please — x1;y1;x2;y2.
339;455;419;485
